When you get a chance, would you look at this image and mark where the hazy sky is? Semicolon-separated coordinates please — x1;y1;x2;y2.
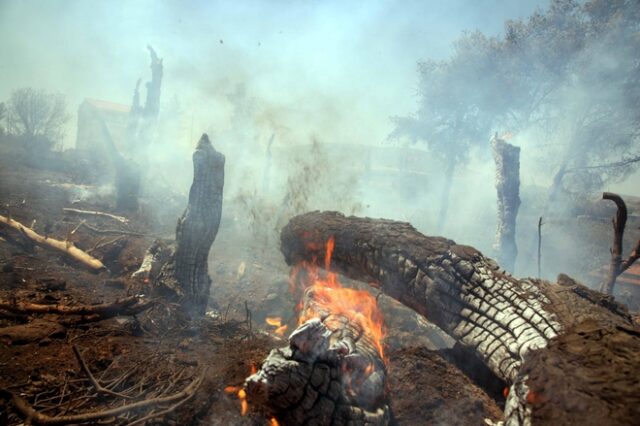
0;0;549;148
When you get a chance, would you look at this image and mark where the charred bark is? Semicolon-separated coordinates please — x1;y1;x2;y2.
161;134;224;317
600;192;627;294
244;287;391;426
491;135;521;273
280;211;638;425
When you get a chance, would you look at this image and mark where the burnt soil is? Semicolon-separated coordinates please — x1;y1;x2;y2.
0;145;502;425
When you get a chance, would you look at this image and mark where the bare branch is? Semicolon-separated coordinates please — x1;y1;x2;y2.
0;370;204;425
0;214;106;271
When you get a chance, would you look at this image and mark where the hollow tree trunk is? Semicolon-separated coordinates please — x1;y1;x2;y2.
280;212;639;426
491;135;521;273
244;286;391;426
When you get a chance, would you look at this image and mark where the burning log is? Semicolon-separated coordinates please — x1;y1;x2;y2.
491;134;521;273
0;214;106;272
156;134;224;317
281;211;639;425
242;238;391;425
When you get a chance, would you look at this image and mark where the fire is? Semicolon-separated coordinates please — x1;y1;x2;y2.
265;316;282;327
269;418;280;426
265;317;289;336
291;236;386;359
238;389;248;415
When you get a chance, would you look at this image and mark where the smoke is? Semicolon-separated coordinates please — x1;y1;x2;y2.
1;0;637;287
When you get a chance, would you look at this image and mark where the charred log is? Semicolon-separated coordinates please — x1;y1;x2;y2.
244;287;391;426
280;211;638;425
491;134;521;273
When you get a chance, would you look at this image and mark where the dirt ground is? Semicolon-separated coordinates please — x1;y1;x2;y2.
0;145;503;425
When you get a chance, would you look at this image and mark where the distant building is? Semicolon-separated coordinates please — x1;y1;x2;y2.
76;98;131;157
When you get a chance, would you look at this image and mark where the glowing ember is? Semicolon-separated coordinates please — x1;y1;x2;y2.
269;417;280;426
290;236;386;359
238;388;248;415
265;316;282;327
275;324;288;335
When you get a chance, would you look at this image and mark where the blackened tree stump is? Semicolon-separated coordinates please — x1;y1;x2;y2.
156;134;224;318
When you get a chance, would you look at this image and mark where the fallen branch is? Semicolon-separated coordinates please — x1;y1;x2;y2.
62;208;129;224
1;370;204;425
0;296;153;321
0;214;106;272
76;221;146;237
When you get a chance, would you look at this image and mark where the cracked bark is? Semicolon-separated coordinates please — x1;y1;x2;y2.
280;211;638;425
157;134;224;317
245;287;392;426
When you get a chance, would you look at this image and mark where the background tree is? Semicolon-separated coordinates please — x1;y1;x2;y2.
0;102;6;135
6;87;69;148
393;0;640;226
389;33;496;230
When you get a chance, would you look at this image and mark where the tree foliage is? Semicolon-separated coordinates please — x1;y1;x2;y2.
6;87;70;147
392;0;640;195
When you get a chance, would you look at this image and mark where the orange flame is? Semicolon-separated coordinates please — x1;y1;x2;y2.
274;324;288;335
265;317;289;336
291;236;386;360
238;388;248;415
269;418;280;426
265;316;282;327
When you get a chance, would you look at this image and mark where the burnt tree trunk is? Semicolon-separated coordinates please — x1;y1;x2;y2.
280;212;639;426
114;156;141;212
95;111;141;212
491;135;521;273
600;192;627;295
170;134;224;317
244;287;391;426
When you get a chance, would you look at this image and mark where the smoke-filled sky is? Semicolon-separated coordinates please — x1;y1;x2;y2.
0;0;549;150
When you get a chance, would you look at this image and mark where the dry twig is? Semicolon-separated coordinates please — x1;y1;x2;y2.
0;370;205;425
62;208;129;224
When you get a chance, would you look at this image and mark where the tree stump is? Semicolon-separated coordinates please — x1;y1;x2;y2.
155;134;224;318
